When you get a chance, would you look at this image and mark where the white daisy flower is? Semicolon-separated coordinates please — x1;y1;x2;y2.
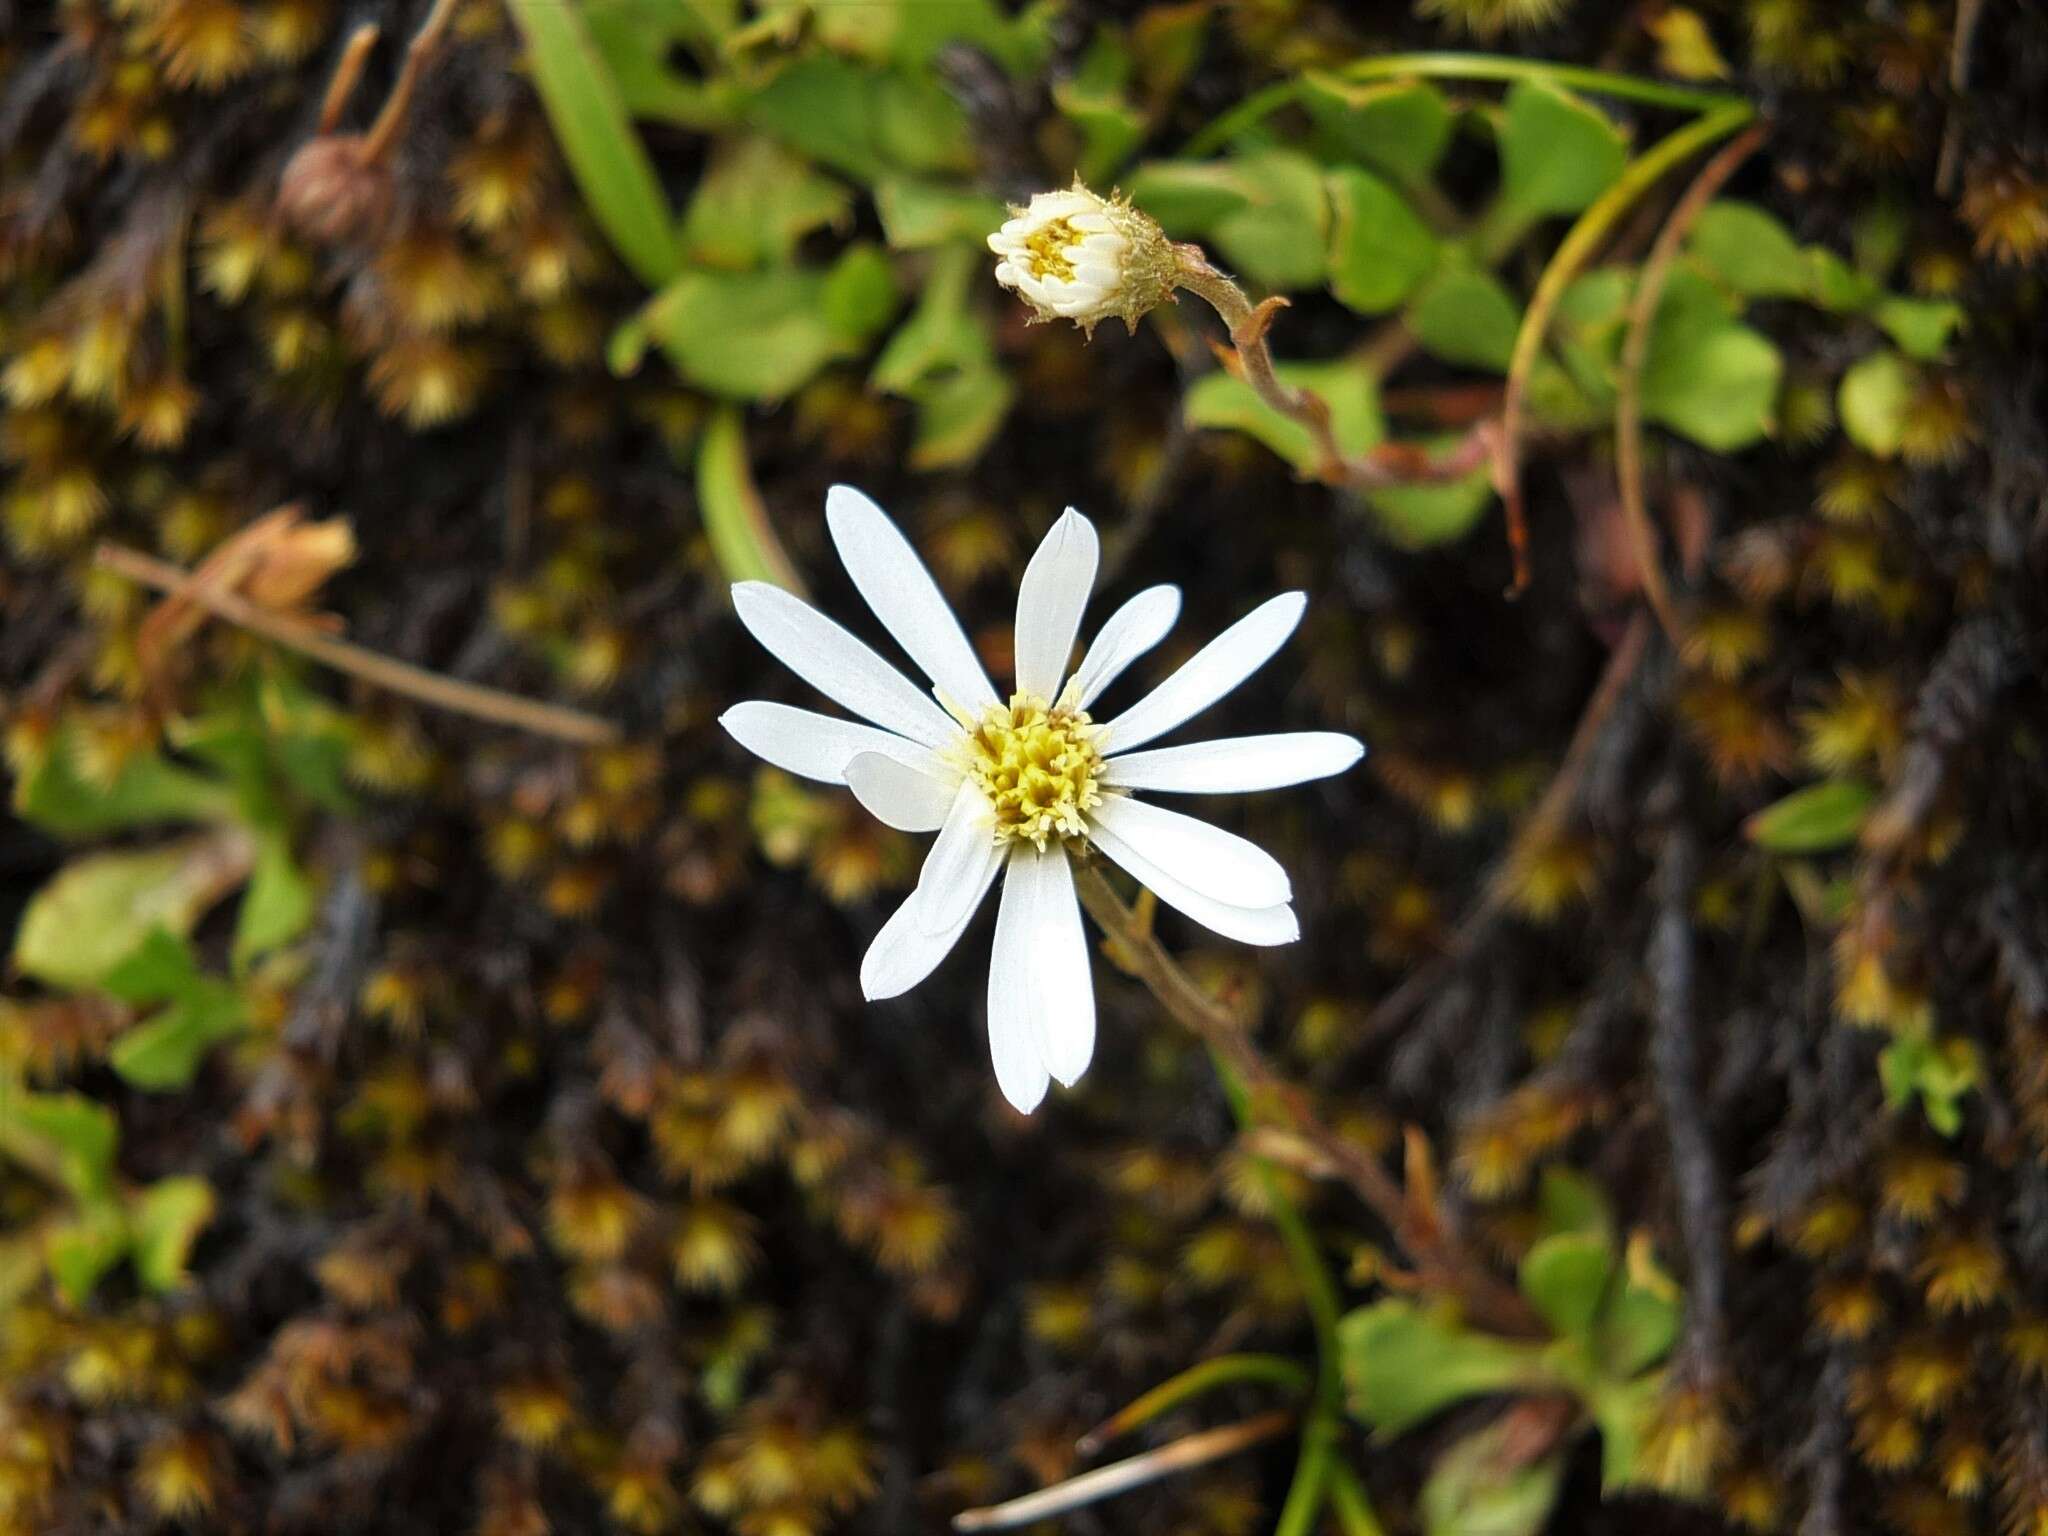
720;487;1365;1114
986;181;1177;337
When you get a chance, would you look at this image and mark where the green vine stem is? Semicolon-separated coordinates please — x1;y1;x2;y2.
1496;100;1756;590
1325;1458;1389;1536
1183;53;1748;159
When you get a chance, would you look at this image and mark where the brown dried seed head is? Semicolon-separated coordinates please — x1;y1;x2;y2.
275;134;391;245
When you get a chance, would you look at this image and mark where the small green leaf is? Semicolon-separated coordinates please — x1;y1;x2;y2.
1744;779;1876;853
906;366;1015;471
13;831;253;989
15;738;236;837
1209;150;1330;291
1838;349;1916;458
1599;1262;1682;1378
1537;1167;1613;1243
1496;81;1628;220
1409;267;1523;372
46;1201;129;1308
101;927;203;1003
1185;360;1383;474
874;179;1004;250
1686;201;1809;299
1642;322;1782;451
821;244;900;341
1326;168;1437;315
1124;160;1255;231
747;57;971;181
234;831;316;967
627;267;876;400
505;0;680;287
1052;30;1145;183
679;135;849;271
1299;73;1453;187
1874;296;1964;361
109;982;248;1090
1805;247;1882;313
1584;1370;1666;1490
1879;1035;1980;1138
1520;1231;1615;1341
696;405;805;592
1340;1299;1555;1435
1;1087;119;1202
1420;1422;1567;1536
130;1177;215;1293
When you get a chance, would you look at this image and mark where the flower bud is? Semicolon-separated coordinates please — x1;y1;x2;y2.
987;180;1177;337
275;134;392;246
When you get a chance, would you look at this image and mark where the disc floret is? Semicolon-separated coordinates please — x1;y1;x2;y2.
964;694;1106;849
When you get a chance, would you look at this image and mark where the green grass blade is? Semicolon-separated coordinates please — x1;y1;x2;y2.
504;0;680;288
696;405;805;594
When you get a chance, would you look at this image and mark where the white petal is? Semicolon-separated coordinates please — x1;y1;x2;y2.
825;485;999;714
1103;732;1365;794
719;702;944;784
1013;508;1100;701
987;855;1051;1113
1088;819;1301;947
1064;585;1181;709
731;582;962;750
913;779;1002;934
845;752;961;833
1100;592;1307;753
861;852;1001;1001
1005;844;1095;1086
1088;794;1291;908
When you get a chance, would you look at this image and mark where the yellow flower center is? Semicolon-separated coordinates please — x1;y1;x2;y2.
965;693;1104;848
1023;218;1081;282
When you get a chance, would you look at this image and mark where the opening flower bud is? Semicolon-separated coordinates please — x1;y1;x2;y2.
987;181;1177;337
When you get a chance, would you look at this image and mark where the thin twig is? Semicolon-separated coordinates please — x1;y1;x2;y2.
1072;862;1539;1337
1615;123;1768;648
316;24;381;134
1935;0;1987;196
1076;1354;1310;1457
951;1410;1295;1532
1361;610;1652;1041
361;0;465;161
96;543;619;745
1171;252;1503;493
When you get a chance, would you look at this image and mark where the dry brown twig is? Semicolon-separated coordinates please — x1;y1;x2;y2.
1071;861;1540;1338
98;542;620;745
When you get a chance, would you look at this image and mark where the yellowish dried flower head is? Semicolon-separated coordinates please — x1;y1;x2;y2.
987;181;1177;337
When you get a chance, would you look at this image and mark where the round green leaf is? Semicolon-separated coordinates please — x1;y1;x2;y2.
1327;167;1437;315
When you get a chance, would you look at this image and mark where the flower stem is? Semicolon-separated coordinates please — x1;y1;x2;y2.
96;543;620;745
1325;1459;1388;1536
1072;862;1540;1337
1170;249;1503;495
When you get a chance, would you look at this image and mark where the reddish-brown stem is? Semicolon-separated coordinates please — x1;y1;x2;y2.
1615;124;1768;649
1171;250;1504;496
361;0;465;162
317;24;382;133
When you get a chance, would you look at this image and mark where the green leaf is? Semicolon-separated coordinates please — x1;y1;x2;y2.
1208;150;1329;290
1686;201;1809;300
15;736;237;838
870;245;986;391
1299;73;1452;187
1599;1260;1682;1378
130;1176;215;1293
1409;267;1523;372
623;267;881;399
101;927;202;1002
747;57;972;181
1496;81;1628;220
1584;1370;1665;1490
696;405;805;592
679;136;849;271
1805;247;1882;313
1519;1231;1615;1341
0;1087;119;1202
1838;349;1916;458
13;831;253;989
1340;1299;1555;1435
1420;1423;1568;1536
1327;167;1437;315
1879;1035;1980;1138
1364;436;1496;549
1875;296;1964;361
1185;360;1383;474
46;1201;129;1308
1537;1167;1613;1243
820;244;900;342
505;0;680;288
906;365;1015;471
1639;269;1782;451
233;831;316;967
874;179;1005;250
583;0;731;128
1125;161;1255;230
109;981;248;1089
1745;779;1876;852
